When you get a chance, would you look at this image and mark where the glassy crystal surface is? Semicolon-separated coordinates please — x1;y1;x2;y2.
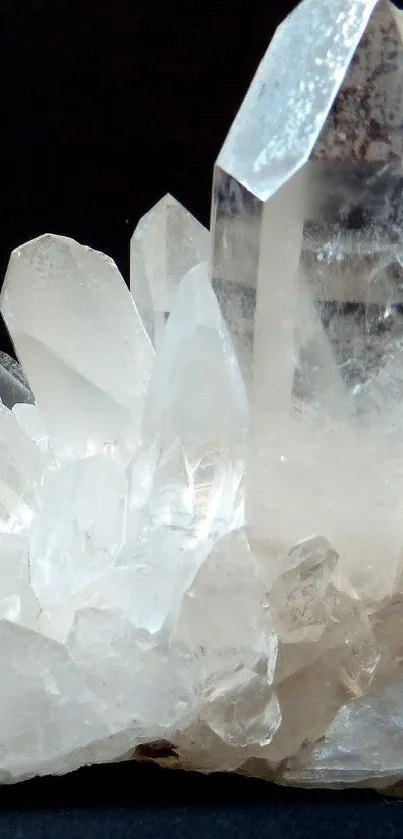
131;194;210;347
1;234;154;460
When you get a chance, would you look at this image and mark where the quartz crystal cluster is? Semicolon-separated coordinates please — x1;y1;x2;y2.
0;0;403;791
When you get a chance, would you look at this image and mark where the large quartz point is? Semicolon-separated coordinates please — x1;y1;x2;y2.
212;0;403;603
1;234;154;460
131;194;210;348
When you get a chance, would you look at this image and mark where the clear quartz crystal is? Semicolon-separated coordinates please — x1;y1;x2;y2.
0;0;403;791
213;0;403;602
131;194;210;348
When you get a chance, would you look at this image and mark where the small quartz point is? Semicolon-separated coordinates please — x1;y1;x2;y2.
267;536;338;644
131;194;210;347
1;234;154;460
175;528;280;748
0;352;33;409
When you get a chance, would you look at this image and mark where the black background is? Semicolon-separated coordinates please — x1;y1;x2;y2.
1;0;403;835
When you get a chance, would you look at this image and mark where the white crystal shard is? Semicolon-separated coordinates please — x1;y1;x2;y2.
0;0;402;793
266;536;338;644
1;234;154;460
131;194;210;347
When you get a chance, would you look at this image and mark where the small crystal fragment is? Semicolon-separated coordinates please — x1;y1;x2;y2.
267;536;338;643
131;194;210;347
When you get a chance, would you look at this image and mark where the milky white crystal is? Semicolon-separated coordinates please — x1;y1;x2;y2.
0;0;401;793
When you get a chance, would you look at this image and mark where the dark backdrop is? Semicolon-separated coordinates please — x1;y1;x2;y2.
1;0;403;836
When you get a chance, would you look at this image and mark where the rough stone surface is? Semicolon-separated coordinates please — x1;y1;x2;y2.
0;0;401;792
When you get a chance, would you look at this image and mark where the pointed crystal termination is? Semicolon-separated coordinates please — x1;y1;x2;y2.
130;195;210;348
140;260;248;539
122;262;248;635
1;235;154;460
211;0;403;602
